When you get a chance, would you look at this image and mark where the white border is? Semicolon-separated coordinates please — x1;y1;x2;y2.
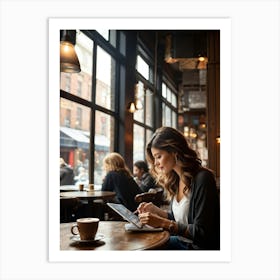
49;18;231;262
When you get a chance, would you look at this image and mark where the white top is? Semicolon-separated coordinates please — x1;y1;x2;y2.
172;193;193;243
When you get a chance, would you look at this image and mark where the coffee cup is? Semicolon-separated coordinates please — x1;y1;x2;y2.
78;184;84;191
88;183;94;191
71;217;99;240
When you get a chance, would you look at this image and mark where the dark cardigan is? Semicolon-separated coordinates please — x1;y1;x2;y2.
168;168;220;250
102;170;143;212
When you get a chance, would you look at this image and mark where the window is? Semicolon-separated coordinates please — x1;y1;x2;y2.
96;46;115;111
94;111;114;185
161;81;178;129
136;55;149;81
60;98;90;185
145;89;153;127
133;51;155;163
133;124;145;162
60;30;122;187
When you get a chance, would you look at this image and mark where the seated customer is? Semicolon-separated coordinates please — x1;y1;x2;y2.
133;160;157;192
102;153;143;212
60;158;75;185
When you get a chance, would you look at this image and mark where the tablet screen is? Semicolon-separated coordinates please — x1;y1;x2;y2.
107;203;143;228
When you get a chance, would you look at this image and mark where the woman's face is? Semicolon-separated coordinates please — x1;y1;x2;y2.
151;147;176;174
133;166;143;179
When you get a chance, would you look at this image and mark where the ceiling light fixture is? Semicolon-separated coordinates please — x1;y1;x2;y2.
60;30;81;73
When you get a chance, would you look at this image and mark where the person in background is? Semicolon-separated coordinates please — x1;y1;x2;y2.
74;166;88;184
101;152;143;212
133;160;158;192
137;127;220;250
60;158;75;185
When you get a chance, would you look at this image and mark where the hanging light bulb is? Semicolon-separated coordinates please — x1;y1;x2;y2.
128;102;136;113
60;30;81;73
198;55;205;62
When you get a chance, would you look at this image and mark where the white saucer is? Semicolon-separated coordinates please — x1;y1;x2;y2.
70;233;105;243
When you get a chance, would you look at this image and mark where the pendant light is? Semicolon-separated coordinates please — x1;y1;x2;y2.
128;101;136;113
60;30;81;73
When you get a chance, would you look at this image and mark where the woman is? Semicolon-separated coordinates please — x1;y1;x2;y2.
137;127;220;250
102;152;143;212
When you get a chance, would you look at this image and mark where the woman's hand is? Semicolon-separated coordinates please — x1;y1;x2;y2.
138;212;165;228
137;202;157;214
137;202;168;219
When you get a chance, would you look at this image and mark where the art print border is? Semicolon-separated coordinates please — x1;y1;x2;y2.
48;17;231;262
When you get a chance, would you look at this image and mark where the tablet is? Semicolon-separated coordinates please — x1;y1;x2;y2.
124;223;163;232
107;202;143;228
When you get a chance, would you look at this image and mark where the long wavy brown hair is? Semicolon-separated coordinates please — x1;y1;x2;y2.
103;152;132;178
146;127;202;198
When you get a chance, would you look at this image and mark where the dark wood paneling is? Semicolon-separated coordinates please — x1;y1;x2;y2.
207;31;220;180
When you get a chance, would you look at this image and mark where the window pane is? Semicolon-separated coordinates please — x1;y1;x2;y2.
96;46;116;111
145;89;153;127
60;98;90;186
137;55;149;80
94;110;114;186
133;124;145;163
171;92;177;107
60;31;93;101
96;29;109;40
166;87;172;103
162;103;166;126
165;106;172;127
162;82;167;99
172;110;177;128
109;30;117;47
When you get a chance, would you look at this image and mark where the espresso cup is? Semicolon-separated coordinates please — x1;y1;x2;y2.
71;217;99;240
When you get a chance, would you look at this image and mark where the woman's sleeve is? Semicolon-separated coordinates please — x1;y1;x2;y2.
177;170;219;247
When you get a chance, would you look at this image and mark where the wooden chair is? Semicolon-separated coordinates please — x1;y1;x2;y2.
134;187;164;207
60;197;79;223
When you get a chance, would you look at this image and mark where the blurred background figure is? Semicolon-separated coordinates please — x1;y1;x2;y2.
60;157;75;185
133;160;157;192
74;166;88;185
102;152;143;212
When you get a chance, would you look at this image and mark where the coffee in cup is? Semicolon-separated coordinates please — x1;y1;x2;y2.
71;217;99;240
78;184;84;191
88;183;94;191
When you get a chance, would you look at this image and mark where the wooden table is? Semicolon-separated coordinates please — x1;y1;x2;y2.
60;185;102;192
60;190;116;220
60;221;170;250
60;190;116;201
